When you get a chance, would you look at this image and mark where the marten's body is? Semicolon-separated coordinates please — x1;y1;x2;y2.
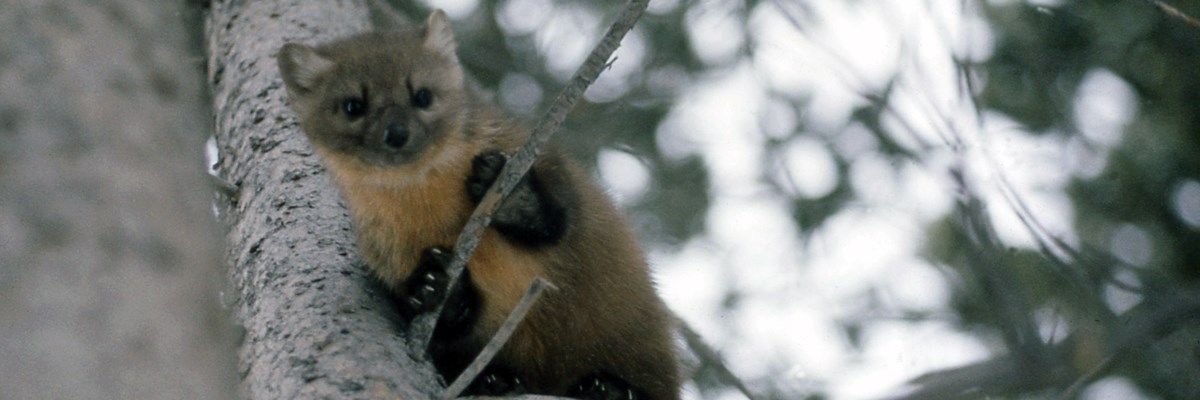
278;10;680;400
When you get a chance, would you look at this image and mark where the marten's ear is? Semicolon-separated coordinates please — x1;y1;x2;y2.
422;9;458;61
278;43;334;94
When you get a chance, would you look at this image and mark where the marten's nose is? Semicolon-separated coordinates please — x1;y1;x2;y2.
384;124;409;149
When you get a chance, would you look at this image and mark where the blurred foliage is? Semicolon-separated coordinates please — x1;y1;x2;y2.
379;0;1200;398
921;0;1200;398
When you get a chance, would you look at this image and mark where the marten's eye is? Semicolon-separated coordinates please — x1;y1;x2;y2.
341;98;366;117
412;88;433;109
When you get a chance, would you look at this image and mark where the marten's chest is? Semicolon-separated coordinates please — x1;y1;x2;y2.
340;164;473;286
330;148;543;320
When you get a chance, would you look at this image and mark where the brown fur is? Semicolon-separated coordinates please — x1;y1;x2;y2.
278;10;680;400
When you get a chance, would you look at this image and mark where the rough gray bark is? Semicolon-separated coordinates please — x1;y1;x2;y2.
0;1;236;399
206;0;441;398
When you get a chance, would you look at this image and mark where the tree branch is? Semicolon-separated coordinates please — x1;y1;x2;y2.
1145;0;1200;30
209;1;443;398
209;173;240;199
409;0;652;351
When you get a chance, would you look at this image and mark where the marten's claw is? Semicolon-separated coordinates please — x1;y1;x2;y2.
569;373;643;400
468;151;507;202
466;367;526;397
398;246;452;317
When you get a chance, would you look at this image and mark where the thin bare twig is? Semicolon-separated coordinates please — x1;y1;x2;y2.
442;278;555;400
677;317;763;400
408;0;651;358
956;184;1049;367
1145;0;1200;30
1059;354;1116;400
208;173;239;198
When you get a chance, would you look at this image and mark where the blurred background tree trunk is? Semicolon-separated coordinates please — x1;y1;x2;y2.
206;0;443;398
0;1;236;399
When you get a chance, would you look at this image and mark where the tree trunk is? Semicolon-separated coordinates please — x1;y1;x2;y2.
0;1;236;399
206;0;442;398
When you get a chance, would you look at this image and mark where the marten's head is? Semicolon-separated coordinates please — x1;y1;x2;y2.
278;10;466;175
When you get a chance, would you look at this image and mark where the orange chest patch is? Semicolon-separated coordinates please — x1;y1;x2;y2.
335;157;544;311
341;161;473;285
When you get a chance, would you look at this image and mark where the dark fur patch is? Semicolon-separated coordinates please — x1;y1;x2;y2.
468;151;568;246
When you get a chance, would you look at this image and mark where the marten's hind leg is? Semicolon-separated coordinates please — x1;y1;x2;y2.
463;365;527;397
398;247;530;396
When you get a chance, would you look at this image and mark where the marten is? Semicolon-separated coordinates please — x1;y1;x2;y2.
277;10;681;400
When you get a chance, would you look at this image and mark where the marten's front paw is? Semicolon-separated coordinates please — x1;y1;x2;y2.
568;374;642;400
398;246;452;317
468;151;507;202
401;247;479;339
